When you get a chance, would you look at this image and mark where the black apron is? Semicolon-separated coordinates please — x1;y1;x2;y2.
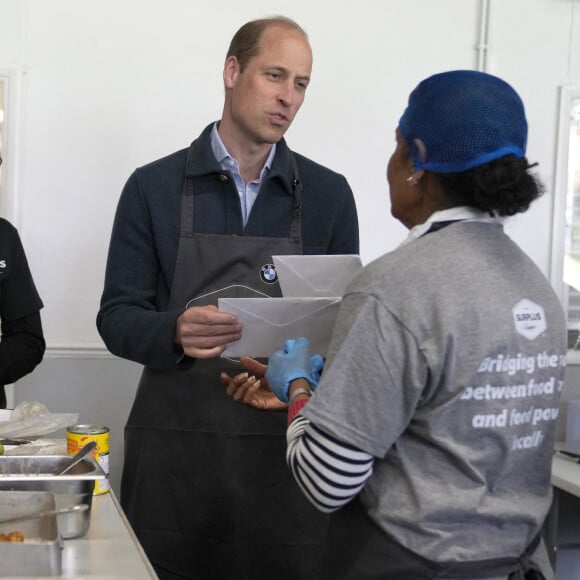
323;480;546;580
120;144;329;580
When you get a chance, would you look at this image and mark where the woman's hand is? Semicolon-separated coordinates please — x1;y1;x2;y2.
221;357;288;411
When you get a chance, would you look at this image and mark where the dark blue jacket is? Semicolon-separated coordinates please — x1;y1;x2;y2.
97;123;359;369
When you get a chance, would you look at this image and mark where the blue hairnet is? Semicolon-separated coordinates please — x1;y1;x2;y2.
398;70;527;173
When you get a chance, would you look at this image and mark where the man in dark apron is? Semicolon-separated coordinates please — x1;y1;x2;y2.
97;16;359;580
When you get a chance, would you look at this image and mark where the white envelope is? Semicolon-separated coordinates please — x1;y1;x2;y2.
272;254;362;297
218;297;340;357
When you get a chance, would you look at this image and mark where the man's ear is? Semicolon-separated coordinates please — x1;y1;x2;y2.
223;56;240;90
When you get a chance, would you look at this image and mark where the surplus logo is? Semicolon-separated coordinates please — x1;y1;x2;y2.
512;299;545;340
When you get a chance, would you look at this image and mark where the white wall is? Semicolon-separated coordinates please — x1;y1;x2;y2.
2;0;578;349
1;2;580;575
0;0;577;469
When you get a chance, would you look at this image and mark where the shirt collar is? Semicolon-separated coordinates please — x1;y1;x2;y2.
399;207;504;248
210;123;276;181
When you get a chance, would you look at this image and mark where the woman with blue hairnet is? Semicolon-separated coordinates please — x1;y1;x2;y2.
224;70;566;579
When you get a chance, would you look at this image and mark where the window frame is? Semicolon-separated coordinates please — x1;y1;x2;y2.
0;67;23;224
550;85;580;361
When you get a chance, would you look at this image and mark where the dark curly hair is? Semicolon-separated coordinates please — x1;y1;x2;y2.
435;155;544;216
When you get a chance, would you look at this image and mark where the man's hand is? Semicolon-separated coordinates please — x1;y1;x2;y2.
175;305;242;359
221;357;288;411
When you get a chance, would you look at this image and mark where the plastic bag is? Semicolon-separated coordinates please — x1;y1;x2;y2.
0;401;78;438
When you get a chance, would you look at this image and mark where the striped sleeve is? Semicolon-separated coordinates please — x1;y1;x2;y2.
286;415;374;513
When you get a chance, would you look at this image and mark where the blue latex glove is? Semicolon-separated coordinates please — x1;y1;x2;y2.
310;354;325;388
266;337;321;403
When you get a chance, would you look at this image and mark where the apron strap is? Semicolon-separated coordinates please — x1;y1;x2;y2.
288;151;303;242
424;219;463;235
181;141;197;236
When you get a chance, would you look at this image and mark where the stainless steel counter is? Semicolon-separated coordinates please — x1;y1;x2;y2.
544;451;580;572
552;451;580;497
59;490;158;578
3;489;158;579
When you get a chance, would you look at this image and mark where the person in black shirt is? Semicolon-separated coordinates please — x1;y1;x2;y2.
0;155;45;407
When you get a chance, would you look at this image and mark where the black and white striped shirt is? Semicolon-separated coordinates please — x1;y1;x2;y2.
286;415;374;512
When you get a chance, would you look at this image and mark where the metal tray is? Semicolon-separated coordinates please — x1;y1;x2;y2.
0;455;106;538
0;490;62;576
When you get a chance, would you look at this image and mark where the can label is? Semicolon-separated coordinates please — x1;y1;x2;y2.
66;424;110;494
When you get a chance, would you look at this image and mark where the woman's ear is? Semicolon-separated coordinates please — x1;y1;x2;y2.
407;138;426;185
413;138;428;164
412;168;426;183
407;167;426;186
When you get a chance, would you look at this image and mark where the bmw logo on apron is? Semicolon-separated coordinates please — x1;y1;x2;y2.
260;263;278;284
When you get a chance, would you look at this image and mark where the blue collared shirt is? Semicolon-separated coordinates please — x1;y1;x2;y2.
210;124;276;227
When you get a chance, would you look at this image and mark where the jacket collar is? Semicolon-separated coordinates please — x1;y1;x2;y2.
185;122;295;196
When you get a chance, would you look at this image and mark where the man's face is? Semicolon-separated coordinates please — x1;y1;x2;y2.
223;25;313;146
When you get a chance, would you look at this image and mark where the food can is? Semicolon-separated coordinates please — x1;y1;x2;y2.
66;424;110;494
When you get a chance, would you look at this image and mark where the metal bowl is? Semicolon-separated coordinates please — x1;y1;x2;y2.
0;455;106;538
0;490;62;576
